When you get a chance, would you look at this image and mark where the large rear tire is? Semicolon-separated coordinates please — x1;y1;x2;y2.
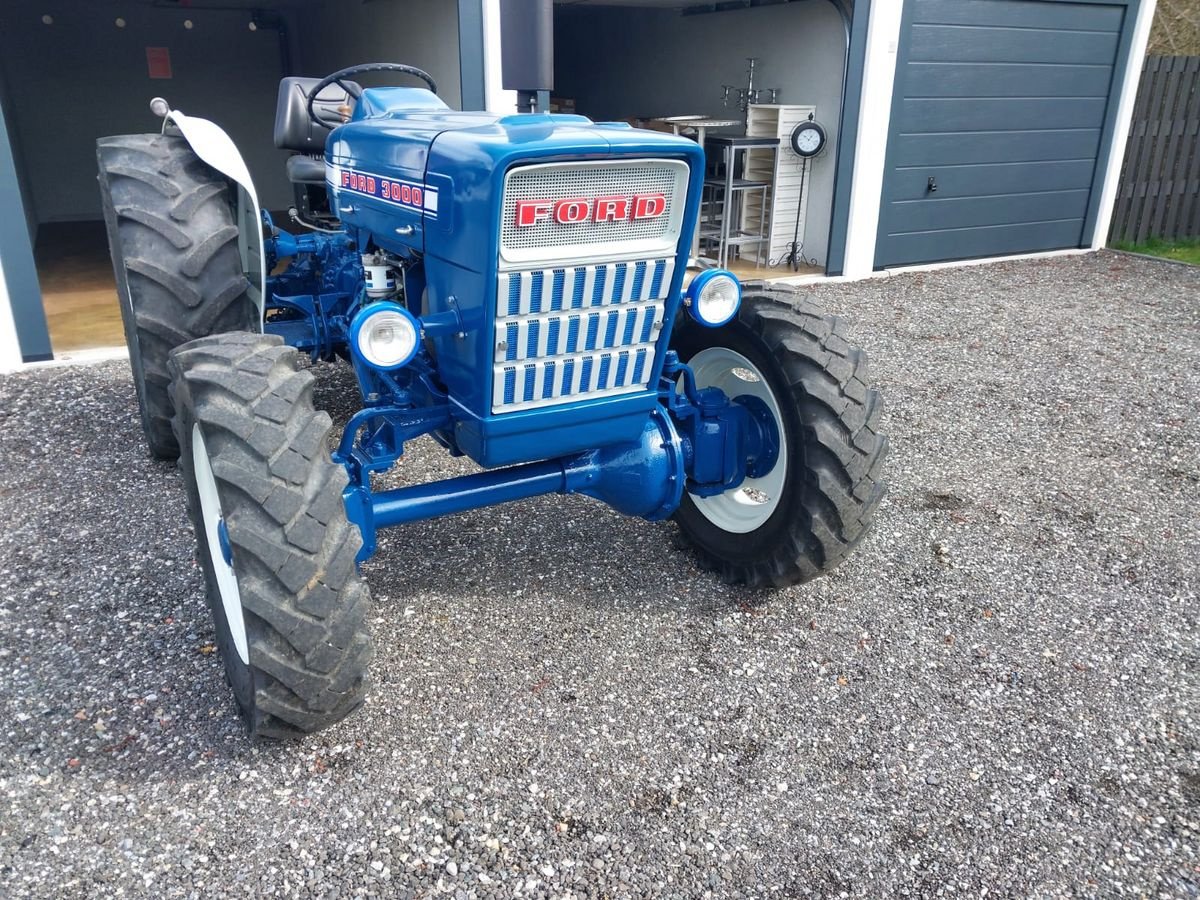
671;285;888;588
169;333;373;739
98;133;258;459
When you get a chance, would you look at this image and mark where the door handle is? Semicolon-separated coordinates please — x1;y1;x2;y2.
927;176;938;194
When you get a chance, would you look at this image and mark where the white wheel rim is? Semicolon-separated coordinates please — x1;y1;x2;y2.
685;347;788;534
192;423;250;665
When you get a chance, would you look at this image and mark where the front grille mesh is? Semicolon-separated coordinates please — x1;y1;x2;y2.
499;159;688;265
491;258;675;413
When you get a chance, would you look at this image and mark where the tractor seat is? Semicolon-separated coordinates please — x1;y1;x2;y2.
274;75;361;184
286;154;326;185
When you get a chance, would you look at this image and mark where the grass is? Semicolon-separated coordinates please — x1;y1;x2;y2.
1110;236;1200;265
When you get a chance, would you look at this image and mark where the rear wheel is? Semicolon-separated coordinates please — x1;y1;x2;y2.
671;286;888;588
98;133;258;458
170;333;373;739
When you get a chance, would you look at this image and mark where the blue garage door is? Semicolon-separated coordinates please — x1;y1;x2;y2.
876;0;1134;268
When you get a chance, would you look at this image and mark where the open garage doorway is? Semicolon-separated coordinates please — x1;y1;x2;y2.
0;0;311;355
552;0;852;277
0;0;464;358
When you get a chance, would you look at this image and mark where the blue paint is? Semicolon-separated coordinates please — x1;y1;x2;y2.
253;94;773;563
217;518;234;567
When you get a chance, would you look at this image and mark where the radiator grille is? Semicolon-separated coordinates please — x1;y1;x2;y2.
499;159;689;267
491;258;675;413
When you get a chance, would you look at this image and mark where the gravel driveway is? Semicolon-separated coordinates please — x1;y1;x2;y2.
0;251;1196;898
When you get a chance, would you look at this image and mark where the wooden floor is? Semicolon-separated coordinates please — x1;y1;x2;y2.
36;221;124;353
33;221;824;355
722;256;823;279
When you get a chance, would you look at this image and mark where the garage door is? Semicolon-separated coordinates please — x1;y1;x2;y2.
875;0;1132;268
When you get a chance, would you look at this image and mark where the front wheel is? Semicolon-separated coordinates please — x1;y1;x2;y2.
169;333;373;739
671;285;888;588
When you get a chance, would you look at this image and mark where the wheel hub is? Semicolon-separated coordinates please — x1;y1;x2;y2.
684;347;789;534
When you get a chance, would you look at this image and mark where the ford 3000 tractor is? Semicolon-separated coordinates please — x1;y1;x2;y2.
98;52;887;738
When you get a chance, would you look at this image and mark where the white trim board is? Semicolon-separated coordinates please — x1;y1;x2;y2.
0;254;23;373
839;0;904;280
5;345;130;373
481;0;518;115
1091;0;1157;249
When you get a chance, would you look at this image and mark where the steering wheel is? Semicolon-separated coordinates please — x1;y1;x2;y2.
306;63;438;128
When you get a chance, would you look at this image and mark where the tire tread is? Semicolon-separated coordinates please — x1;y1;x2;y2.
169;335;373;739
674;284;888;588
97;133;257;458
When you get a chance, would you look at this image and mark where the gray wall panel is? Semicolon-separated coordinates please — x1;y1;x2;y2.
0;2;302;223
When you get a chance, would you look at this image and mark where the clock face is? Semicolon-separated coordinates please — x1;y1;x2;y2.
791;123;825;157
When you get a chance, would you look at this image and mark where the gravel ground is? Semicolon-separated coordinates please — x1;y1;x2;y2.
0;250;1196;898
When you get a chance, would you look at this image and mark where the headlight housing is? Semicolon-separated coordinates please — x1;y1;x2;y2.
350;302;421;371
685;269;741;328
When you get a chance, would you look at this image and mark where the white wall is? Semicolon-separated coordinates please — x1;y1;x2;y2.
554;1;847;265
0;1;303;223
840;0;902;279
299;0;463;110
1090;0;1157;249
0;254;23;373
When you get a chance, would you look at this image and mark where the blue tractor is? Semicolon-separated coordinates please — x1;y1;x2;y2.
97;59;887;739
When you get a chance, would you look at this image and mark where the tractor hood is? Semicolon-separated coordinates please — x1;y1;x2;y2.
324;87;703;262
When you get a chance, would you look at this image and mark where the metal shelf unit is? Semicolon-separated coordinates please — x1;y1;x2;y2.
742;104;818;265
698;135;780;269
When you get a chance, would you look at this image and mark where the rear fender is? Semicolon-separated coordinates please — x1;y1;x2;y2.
166;110;267;321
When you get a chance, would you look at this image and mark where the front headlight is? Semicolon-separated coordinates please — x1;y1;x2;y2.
685;269;741;328
350;302;421;370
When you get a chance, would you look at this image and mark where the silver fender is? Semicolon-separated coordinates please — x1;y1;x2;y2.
166;110;267;321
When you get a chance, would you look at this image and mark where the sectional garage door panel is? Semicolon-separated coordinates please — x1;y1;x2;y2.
891;129;1104;167
876;0;1129;268
912;0;1124;29
893;188;1092;232
904;62;1116;98
887;159;1098;201
899;96;1110;131
909;24;1121;64
882;219;1090;264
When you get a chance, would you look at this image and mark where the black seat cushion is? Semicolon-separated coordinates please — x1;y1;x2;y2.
274;76;361;153
286;155;327;185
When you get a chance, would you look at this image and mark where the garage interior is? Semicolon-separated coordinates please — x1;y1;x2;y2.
554;0;850;276
0;0;463;355
1;0;856;356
